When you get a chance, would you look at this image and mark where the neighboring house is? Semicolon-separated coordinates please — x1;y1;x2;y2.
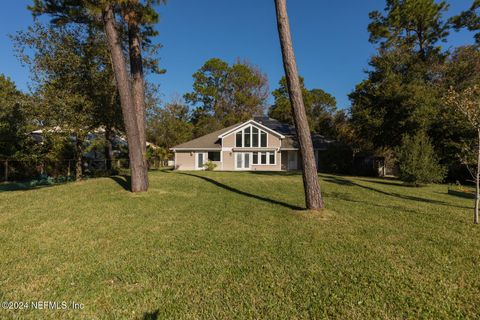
171;116;333;171
31;127;159;161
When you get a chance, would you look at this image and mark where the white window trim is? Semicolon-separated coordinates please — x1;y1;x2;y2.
233;124;269;149
207;151;221;162
218;120;285;139
234;152;252;170
195;152;207;170
252;151;276;166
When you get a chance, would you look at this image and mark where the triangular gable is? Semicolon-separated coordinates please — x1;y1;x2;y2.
218;120;285;139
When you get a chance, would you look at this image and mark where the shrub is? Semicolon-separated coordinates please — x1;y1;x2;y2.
396;132;446;186
203;160;217;171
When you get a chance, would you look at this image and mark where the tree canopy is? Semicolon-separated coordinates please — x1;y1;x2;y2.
269;76;337;137
185;58;269;137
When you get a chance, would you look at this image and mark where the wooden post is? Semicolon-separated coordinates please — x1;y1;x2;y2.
67;160;71;177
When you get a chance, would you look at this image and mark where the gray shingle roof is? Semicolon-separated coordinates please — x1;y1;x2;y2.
253;116;297;135
254;116;332;150
171;123;240;149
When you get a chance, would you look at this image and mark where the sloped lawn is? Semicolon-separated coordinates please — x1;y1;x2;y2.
0;170;478;319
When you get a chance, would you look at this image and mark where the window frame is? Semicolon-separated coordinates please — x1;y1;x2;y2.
252;152;258;165
207;151;221;162
233;125;268;148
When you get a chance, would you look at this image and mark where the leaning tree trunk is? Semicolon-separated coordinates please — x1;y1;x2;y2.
475;129;480;224
126;4;148;184
274;0;324;210
102;3;148;192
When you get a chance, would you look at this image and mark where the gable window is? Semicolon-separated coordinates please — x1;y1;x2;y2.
260;131;267;147
234;125;269;148
252;127;259;147
208;151;221;161
244;126;251;147
236;131;242;147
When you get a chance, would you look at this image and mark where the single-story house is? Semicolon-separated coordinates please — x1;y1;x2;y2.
170;116;333;171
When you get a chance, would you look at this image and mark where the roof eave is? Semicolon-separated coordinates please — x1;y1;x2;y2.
217;120;286;139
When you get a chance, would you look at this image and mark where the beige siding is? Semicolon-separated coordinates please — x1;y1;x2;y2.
223;134;235;148
175;151;222;171
175;151;196;170
222;151;235;170
266;135;281;148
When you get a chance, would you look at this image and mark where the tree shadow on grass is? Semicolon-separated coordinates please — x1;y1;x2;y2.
142;309;159;320
109;175;131;191
324;176;471;209
178;172;304;210
248;170;302;176
0;182;55;192
356;178;411;188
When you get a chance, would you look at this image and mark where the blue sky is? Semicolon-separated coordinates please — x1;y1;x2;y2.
0;0;476;109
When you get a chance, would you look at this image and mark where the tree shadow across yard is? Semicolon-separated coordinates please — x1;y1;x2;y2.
248;170;302;177
109;175;131;191
178;172;304;210
356;177;412;188
142;309;159;320
323;176;471;209
0;181;54;192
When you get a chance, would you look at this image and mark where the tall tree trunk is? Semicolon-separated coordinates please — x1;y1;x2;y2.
126;4;148;185
75;136;83;181
475;129;480;224
274;0;324;210
104;127;113;172
102;3;148;192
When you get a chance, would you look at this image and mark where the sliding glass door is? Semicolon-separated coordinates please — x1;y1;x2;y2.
235;152;251;170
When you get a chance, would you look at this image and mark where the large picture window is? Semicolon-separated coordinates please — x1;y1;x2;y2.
235;125;268;148
208;151;221;161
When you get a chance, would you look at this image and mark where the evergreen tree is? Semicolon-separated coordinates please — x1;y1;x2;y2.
269;76;337;137
185;58;269;136
13;23;123;180
29;0;166;191
450;0;480;44
396;132;446;185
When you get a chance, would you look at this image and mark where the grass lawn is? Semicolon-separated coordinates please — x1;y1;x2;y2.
0;170;479;319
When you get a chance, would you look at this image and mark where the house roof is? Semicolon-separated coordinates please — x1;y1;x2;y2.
218;119;285;139
281;135;332;150
171;117;333;150
254;116;332;150
171;123;241;150
253;116;297;135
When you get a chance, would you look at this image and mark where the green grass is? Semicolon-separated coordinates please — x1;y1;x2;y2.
0;170;479;319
